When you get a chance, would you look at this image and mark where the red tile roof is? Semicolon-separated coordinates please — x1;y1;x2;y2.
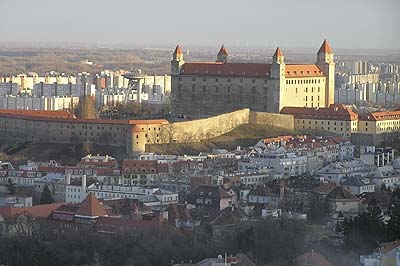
273;47;283;58
281;104;358;121
377;240;400;254
0;203;64;218
285;64;325;77
359;110;400;121
181;62;271;77
318;39;334;54
76;193;107;217
0;109;169;125
218;45;228;55
293;251;333;266
0;109;75;118
173;45;183;55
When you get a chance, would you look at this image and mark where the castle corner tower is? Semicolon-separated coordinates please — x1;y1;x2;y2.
271;47;286;111
216;45;229;63
316;39;335;105
171;45;185;75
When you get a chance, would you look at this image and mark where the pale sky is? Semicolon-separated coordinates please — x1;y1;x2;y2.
0;0;399;49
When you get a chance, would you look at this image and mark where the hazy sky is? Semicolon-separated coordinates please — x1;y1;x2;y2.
0;0;399;50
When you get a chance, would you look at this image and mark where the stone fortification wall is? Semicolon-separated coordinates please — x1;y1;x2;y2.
159;109;250;143
249;111;294;130
158;109;295;144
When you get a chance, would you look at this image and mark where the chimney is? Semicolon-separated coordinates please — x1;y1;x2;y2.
65;173;71;185
81;174;87;201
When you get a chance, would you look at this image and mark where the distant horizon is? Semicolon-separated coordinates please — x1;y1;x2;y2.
1;0;399;50
0;40;399;53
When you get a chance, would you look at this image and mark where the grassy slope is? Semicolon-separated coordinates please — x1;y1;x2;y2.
147;124;301;155
0;139;127;166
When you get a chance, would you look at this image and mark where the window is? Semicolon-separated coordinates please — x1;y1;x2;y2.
192;85;195;91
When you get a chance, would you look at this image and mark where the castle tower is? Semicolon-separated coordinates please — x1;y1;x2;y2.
171;45;185;75
316;39;335;106
216;45;229;63
271;47;286;111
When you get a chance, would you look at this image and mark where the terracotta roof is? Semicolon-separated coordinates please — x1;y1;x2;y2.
285;64;325;77
0;110;169;125
377;240;400;254
359;110;400;121
0;109;75;119
262;135;293;144
273;47;283;58
0;203;64;219
95;216;158;230
218;45;228;55
76;193;107;217
318;39;334;54
181;62;271;77
327;186;357;201
173;45;183;55
281;104;359;121
293;251;333;266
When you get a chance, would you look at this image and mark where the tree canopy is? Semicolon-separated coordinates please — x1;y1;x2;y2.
39;185;54;204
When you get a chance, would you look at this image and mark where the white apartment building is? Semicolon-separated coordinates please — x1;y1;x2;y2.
0;95;79;111
316;159;374;183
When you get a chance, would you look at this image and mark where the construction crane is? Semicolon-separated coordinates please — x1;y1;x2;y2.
123;72;145;105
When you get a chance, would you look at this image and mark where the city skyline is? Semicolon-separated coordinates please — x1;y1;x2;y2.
0;0;399;50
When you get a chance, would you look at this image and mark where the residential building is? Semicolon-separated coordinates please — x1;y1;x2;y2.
247;186;281;210
281;104;359;138
360;240;400;266
187;185;233;210
326;186;359;215
341;177;375;195
316;159;373;183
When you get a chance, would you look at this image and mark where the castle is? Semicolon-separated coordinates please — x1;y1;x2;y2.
171;40;335;116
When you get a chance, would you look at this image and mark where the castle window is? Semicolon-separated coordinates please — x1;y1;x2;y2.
295;88;298;93
227;87;231;93
252;87;256;94
305;88;308;93
215;87;219;93
305;96;308;101
240;79;243;83
179;77;182;81
228;79;231;82
216;78;219;82
203;78;206;82
192;85;195;92
264;87;268;94
203;86;206;92
192;77;196;81
318;87;320;92
252;80;256;83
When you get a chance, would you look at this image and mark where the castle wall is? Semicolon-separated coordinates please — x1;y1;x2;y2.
249;111;294;130
159;109;250;143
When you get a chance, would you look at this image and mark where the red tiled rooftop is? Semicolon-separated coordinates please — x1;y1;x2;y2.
218;45;228;55
273;47;283;58
293;251;333;266
173;45;183;55
285;64;325;77
0;109;169;125
281;104;358;121
0;203;64;219
181;62;272;77
360;110;400;121
76;193;107;217
0;109;75;119
318;39;334;54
